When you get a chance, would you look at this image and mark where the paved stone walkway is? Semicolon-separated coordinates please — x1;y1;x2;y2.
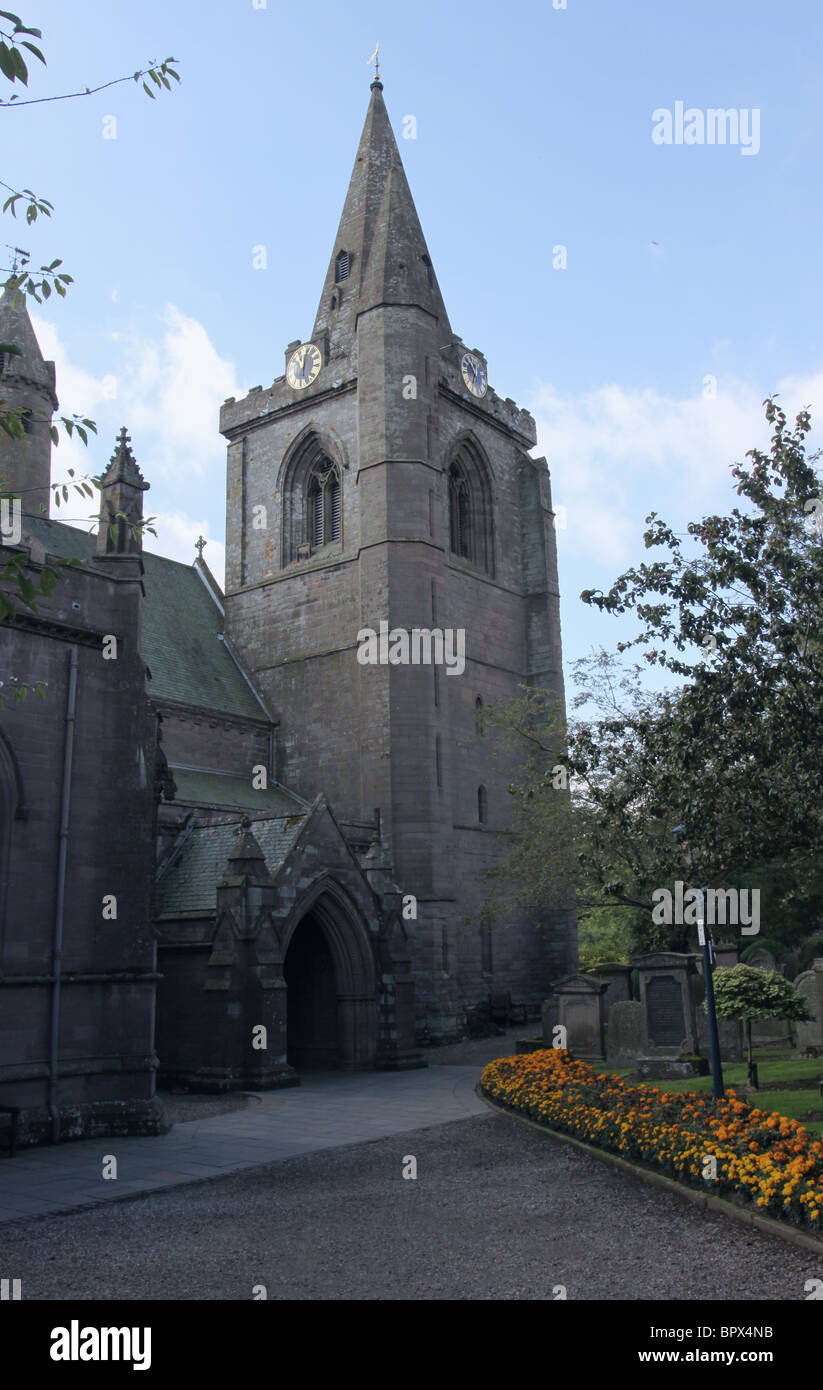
0;1066;487;1223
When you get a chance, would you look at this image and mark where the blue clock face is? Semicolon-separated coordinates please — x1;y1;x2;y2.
461;352;488;397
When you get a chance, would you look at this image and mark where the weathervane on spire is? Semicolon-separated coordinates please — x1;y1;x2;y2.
367;42;380;83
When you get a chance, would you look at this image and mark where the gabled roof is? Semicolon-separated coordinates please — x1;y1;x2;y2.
156;813;308;916
19;516;268;721
170;767;306;816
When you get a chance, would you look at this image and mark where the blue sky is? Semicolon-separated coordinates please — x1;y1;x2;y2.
4;0;822;691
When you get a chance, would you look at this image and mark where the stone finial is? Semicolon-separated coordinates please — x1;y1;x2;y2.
100;427;149;491
95;426;149;559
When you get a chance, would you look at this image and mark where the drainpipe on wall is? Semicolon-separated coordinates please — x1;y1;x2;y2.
49;644;78;1144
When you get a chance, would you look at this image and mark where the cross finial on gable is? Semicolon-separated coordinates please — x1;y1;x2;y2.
195;534;207;560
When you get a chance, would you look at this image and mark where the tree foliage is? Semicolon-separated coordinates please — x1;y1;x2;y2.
481;398;823;955
711;963;812;1023
0;10;168;628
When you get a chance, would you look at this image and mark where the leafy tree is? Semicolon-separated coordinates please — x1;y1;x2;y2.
480;398;823;959
0;10;171;624
711;963;812;1086
577;901;645;969
578;397;823;945
478;655;698;954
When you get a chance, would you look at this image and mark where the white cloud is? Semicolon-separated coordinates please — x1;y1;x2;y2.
533;370;823;570
112;305;242;483
144;511;226;588
30;306;240;585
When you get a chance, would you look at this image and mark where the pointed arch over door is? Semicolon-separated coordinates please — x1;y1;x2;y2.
282;877;378;1071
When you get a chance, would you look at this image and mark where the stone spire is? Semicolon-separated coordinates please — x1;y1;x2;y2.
0;282;58;517
95;427;149;562
311;81;451;358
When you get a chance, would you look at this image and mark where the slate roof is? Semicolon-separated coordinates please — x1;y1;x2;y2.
19;517;268;721
156;814;308;916
170;767;306;816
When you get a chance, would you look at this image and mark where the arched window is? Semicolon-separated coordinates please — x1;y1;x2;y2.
335;250;350;283
449;461;471;559
307;459;341;551
446;437;494;576
278;429;347;567
475;695;484;736
477;785;488;824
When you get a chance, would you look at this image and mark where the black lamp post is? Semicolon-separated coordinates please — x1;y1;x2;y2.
672;827;725;1100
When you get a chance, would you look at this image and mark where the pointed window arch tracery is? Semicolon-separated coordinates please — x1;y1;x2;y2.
279;430;346;567
446;436;494;576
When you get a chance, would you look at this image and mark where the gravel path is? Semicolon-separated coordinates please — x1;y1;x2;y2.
5;1109;819;1301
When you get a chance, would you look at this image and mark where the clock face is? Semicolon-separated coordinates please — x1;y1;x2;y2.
461;352;488;398
287;343;322;390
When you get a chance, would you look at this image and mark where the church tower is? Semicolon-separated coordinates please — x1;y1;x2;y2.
0;282;58;517
221;79;575;1034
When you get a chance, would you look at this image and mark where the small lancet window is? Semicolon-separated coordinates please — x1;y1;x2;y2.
335;250;350;283
475;695;484;736
478;785;488;824
449;462;471;561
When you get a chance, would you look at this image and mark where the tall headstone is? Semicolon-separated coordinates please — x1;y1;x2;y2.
542;974;607;1060
633;952;698;1056
591;962;634;1015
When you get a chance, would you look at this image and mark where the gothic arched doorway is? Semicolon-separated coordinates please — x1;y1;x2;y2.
282;886;378;1073
284;912;338;1068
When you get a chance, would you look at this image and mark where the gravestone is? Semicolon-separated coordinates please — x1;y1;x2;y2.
541;974;607;1059
591;962;634;1015
796;960;823;1054
713;943;740;969
745;947;776;971
633;952;699;1057
743;951;793;1047
606;1000;643;1064
691;966;744;1061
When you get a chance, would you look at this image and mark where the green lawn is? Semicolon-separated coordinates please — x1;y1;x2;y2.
590;1051;823;1137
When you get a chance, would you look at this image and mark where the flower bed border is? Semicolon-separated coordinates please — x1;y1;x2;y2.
477;1085;823;1258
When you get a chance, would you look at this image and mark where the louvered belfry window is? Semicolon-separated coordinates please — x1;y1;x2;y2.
335;250;350;283
307;457;341;552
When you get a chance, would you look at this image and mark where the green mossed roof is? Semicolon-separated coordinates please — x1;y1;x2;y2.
20;517;267;721
170;767;305;816
156;813;308;916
